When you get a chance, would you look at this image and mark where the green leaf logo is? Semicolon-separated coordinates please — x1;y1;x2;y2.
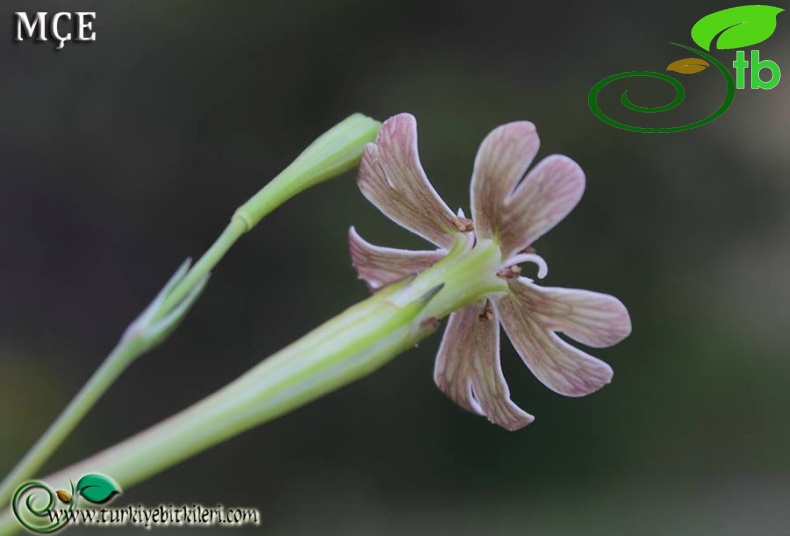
691;5;784;51
75;474;121;504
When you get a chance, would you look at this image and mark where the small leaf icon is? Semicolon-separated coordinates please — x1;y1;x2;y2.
691;5;784;51
667;58;710;74
75;474;121;504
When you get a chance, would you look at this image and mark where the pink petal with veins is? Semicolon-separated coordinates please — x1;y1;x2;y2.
470;122;540;249
502;155;585;257
516;283;632;348
496;280;615;397
434;301;535;431
348;227;445;291
471;121;585;258
357;114;464;249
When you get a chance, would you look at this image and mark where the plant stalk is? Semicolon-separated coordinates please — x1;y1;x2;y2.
0;239;504;535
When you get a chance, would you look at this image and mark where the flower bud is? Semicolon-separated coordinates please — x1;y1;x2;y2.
234;113;381;230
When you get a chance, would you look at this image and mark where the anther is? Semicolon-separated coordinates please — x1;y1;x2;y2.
496;265;522;279
452;217;474;233
478;302;494;322
420;317;440;329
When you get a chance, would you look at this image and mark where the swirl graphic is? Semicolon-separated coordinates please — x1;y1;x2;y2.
11;480;74;533
588;43;736;133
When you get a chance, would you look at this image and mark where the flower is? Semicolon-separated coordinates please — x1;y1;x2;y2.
349;113;631;431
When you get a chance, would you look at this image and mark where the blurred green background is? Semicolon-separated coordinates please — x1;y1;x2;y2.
1;1;789;534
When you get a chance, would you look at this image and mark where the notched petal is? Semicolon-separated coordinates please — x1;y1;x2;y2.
471;121;540;243
434;302;535;431
500;155;585;258
522;284;632;348
348;227;445;291
497;281;615;397
470;122;585;258
357;113;462;248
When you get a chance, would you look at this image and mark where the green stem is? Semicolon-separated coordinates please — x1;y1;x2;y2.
0;340;142;507
160;217;247;314
0;114;381;509
0;240;504;535
0;220;247;509
0;217;247;503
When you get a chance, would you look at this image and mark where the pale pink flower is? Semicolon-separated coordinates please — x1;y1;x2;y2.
350;113;631;430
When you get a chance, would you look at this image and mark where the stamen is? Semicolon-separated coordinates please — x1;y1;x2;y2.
497;253;549;280
496;265;521;279
452;216;474;233
420;316;439;329
478;301;494;322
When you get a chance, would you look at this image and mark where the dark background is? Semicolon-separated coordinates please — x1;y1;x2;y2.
1;1;789;534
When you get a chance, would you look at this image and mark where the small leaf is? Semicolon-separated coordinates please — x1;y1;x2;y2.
691;5;784;51
75;474;121;504
667;57;710;74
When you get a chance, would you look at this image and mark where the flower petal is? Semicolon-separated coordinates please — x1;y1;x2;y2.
471;121;585;258
470;121;540;248
502;155;585;257
348;228;445;291
434;301;535;431
518;284;632;348
357;114;464;248
496;279;614;397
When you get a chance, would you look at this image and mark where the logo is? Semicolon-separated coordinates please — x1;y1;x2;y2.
12;473;121;533
589;5;784;133
11;474;261;532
